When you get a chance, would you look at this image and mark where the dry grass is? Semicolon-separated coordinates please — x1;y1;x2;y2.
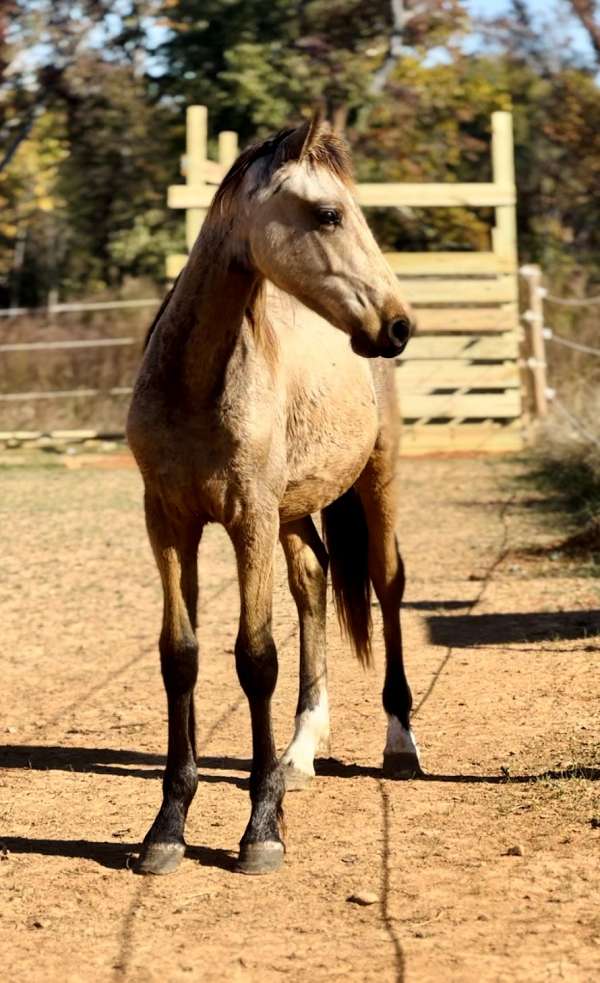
0;298;158;433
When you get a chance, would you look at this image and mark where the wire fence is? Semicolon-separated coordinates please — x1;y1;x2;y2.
543;328;600;357
527;275;600;451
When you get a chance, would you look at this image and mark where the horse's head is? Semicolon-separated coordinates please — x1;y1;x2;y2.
212;113;415;359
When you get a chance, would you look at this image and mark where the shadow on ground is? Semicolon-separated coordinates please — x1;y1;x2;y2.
2;744;597;786
0;836;236;872
427;609;600;647
0;745;247;788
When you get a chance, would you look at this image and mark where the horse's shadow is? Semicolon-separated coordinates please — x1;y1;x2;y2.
0;835;236;873
2;744;597;872
0;744;249;788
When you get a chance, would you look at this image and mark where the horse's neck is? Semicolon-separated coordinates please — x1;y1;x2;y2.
158;227;258;401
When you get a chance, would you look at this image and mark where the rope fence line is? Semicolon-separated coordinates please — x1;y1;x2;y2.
542;329;600;358
521;265;600;434
0;298;158;317
0;337;136;353
547;393;600;450
543;291;600;307
0;386;133;402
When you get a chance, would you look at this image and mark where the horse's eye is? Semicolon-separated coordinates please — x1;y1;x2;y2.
316;207;341;227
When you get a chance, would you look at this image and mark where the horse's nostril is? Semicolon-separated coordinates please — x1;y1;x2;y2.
387;316;412;350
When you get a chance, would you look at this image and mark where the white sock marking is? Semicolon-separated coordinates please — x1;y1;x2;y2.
281;691;329;775
384;715;420;760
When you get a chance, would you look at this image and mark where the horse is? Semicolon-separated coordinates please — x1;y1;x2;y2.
126;111;420;877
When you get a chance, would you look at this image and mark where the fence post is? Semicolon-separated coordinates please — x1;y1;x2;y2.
185;105;208;251
521;264;548;417
491;111;518;271
218;130;238;171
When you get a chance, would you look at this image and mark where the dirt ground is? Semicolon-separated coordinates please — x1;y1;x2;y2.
1;451;598;983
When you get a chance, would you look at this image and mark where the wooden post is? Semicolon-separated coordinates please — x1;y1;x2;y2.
491;111;518;271
185;105;208;251
218;130;238;171
521;264;548;417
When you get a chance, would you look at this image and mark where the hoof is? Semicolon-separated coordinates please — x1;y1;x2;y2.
382;751;423;780
237;840;284;876
135;840;185;875
282;763;314;792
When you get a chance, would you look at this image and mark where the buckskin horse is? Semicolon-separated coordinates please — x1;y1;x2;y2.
126;111;420;876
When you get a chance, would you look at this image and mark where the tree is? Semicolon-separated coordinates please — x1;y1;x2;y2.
568;0;600;64
157;0;465;137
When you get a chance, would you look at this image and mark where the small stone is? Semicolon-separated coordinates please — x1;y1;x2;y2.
590;817;600;829
5;726;16;734
505;844;524;857
347;891;378;906
477;913;490;921
341;854;358;864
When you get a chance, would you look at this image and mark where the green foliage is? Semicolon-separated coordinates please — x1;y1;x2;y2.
1;0;600;303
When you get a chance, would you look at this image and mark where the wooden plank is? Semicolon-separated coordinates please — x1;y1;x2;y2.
401;390;521;419
397;276;518;305
385;252;515;276
169;184;217;210
491;112;518;268
218;130;239;170
416;306;517;333
195;158;226;184
169;181;516;212
356;183;515;208
166;253;187;279
400;423;524;455
404;333;519;360
397;360;521;389
185;106;209;250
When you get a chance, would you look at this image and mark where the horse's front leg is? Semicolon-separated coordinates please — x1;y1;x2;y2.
232;510;285;875
137;495;203;875
280;517;329;790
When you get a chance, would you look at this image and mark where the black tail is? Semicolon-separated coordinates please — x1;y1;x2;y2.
322;488;372;667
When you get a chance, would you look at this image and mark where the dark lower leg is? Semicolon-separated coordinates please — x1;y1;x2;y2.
280;519;329;788
140;631;199;863
380;551;412;730
235;632;285;872
357;464;420;777
138;511;201;874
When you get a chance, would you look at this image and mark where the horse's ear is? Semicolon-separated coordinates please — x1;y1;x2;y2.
277;108;325;165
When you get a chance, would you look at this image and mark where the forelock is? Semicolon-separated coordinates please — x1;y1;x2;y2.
209;125;353;217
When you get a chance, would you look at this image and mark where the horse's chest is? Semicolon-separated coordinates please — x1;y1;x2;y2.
281;374;378;521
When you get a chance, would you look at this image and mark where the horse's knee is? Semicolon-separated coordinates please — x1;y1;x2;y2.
159;630;198;695
235;631;278;700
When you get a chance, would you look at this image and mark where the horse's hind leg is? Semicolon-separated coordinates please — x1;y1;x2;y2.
356;448;421;779
280;517;329;791
137;494;203;875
